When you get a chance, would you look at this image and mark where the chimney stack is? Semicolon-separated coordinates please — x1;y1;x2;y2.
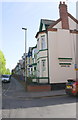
59;1;69;29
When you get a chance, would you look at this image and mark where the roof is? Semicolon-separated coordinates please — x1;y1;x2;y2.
68;13;78;24
36;7;78;38
28;47;33;57
32;44;37;50
39;19;55;32
28;47;33;51
48;18;61;28
41;19;55;25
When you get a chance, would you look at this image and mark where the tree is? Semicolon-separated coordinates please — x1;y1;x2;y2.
0;50;6;75
0;50;11;75
5;68;10;75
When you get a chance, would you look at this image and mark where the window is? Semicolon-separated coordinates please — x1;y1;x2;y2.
41;35;46;49
29;58;30;64
34;67;36;71
42;60;46;71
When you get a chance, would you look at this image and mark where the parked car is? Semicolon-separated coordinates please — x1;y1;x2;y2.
65;79;78;96
1;75;11;83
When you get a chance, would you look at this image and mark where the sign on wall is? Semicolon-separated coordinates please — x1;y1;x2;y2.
58;58;72;67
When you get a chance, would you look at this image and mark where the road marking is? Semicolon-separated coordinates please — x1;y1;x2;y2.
2;81;12;96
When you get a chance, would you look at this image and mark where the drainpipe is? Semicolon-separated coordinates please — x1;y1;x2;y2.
46;29;50;84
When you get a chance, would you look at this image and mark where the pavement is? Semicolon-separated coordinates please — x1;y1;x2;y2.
12;77;66;99
13;89;66;99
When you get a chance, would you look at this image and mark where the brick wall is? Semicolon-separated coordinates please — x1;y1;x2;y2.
27;84;51;92
59;1;69;29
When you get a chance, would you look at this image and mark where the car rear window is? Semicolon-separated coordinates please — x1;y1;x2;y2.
67;79;75;83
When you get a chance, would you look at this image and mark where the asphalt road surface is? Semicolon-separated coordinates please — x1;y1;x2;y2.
2;77;78;118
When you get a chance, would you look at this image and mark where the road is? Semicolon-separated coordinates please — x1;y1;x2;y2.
2;77;78;118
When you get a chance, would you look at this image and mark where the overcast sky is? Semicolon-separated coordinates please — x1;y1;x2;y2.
1;0;77;71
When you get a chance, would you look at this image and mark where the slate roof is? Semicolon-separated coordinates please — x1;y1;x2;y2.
36;12;78;38
39;19;55;31
28;47;33;57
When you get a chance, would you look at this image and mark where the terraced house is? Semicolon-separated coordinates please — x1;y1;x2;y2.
32;45;37;78
35;2;78;87
25;46;38;78
26;47;33;77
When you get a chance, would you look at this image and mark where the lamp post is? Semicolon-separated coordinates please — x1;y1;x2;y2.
22;28;27;84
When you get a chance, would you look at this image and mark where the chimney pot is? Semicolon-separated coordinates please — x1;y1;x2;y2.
63;2;65;4
60;1;62;4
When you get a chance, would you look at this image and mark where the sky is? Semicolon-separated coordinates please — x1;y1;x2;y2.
1;0;77;71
